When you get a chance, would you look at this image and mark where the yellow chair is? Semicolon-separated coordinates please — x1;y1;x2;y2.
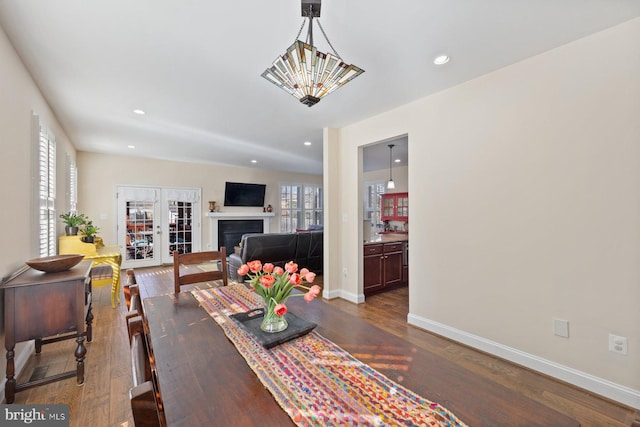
59;235;123;308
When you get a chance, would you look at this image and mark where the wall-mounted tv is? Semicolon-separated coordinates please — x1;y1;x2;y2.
223;182;266;207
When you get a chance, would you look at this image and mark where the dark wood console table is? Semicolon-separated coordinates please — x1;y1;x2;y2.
2;261;93;403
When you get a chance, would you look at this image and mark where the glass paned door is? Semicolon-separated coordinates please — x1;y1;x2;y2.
162;188;201;264
118;186;201;268
168;201;193;257
117;187;161;268
126;201;156;263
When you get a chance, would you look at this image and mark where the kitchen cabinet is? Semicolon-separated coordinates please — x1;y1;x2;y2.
402;241;408;285
364;244;384;294
363;241;405;296
381;192;408;222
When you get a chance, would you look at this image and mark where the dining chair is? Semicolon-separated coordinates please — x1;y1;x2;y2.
173;248;228;294
128;315;165;427
124;269;147;342
123;269;137;310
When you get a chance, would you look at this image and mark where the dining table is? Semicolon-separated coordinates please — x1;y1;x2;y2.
142;287;580;427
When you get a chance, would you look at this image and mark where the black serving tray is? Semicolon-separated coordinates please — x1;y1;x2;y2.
230;308;317;349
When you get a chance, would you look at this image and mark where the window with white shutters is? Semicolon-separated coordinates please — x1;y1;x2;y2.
280;184;323;232
364;181;385;231
36;118;56;257
67;154;78;213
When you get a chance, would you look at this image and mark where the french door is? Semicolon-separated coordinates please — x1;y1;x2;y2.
117;186;202;268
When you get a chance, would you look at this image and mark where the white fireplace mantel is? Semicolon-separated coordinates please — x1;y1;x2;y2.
207;212;274;250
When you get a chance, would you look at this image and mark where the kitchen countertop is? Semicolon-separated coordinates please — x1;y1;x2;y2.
364;233;409;244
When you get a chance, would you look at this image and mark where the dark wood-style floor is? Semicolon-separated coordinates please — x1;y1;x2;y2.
10;266;639;426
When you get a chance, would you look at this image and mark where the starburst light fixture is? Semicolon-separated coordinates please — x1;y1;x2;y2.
261;0;364;107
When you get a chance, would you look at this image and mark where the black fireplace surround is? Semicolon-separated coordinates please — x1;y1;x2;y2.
218;220;263;255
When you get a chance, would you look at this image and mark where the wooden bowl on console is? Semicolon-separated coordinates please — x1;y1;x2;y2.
26;254;85;273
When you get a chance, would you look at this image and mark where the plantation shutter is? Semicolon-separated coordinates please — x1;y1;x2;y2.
38;121;56;257
70;164;77;212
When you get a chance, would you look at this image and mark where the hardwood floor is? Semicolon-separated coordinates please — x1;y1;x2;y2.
9;266;639;426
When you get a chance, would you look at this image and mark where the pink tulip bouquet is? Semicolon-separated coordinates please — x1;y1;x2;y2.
237;260;320;332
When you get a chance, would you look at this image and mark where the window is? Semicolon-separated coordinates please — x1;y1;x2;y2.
66;153;78;213
364;181;385;232
303;186;323;228
35;117;56;257
280;184;323;232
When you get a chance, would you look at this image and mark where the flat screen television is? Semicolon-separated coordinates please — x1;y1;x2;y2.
223;182;266;207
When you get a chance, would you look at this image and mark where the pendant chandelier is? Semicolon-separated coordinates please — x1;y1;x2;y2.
387;144;396;190
261;0;364;107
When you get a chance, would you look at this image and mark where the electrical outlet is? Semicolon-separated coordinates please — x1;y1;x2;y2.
553;319;569;338
609;334;628;355
342;268;348;277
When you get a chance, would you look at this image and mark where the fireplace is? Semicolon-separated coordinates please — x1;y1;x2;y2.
218;220;263;254
207;212;274;252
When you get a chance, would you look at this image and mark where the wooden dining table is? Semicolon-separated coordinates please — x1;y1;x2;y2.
143;289;580;427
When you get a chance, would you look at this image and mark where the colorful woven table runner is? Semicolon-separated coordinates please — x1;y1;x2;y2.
191;285;467;427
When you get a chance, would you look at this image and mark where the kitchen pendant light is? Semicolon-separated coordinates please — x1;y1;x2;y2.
387;144;396;190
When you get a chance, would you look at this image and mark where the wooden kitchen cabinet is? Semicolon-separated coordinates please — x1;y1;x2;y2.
381;192;408;222
363;244;384;294
402;242;409;285
364;241;405;296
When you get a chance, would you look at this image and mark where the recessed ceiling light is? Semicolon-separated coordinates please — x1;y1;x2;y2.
304;141;312;146
433;55;450;65
128;145;136;149
251;159;257;163
133;109;146;115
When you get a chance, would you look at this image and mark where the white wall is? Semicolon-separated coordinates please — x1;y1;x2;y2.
328;18;640;407
0;25;78;400
76;152;322;248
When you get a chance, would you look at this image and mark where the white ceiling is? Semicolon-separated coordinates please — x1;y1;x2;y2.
1;0;638;174
363;136;408;173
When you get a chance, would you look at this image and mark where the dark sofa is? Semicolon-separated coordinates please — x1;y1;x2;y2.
228;231;323;281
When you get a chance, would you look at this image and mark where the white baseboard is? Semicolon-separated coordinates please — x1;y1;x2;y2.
323;288;364;304
408;312;640;410
0;341;34;404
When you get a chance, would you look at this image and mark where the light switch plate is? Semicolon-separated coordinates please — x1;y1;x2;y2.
553;319;569;338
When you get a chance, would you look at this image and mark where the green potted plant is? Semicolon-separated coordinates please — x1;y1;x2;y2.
81;220;100;243
59;212;86;236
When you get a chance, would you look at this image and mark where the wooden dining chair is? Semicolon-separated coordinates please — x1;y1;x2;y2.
128;316;165;427
123;269;137;310
124;270;147;342
173;248;228;294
